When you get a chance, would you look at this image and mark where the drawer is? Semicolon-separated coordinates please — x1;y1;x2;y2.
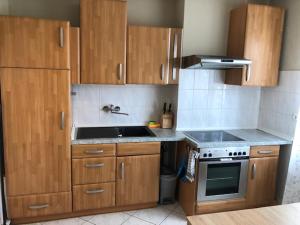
7;192;72;219
73;182;115;211
72;157;116;185
72;144;116;158
117;142;161;156
250;145;280;158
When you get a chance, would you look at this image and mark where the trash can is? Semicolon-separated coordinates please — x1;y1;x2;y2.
159;171;177;204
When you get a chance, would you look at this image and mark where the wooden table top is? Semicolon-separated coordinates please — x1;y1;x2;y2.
187;203;300;225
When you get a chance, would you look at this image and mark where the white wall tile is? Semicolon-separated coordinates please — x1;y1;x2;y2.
194;70;209;90
179;69;194;90
193;90;208;109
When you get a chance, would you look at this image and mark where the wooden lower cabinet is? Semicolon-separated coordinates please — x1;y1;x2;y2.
116;154;160;206
246;156;279;208
8;192;72;219
73;182;115;211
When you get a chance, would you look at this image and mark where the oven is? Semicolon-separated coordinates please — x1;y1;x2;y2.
197;146;250;202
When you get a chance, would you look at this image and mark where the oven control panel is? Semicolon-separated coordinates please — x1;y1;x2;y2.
199;146;250;159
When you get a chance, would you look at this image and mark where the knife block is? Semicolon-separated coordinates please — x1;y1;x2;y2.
161;113;173;129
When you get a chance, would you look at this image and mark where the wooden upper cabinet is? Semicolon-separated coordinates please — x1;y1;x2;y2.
226;4;285;87
0;68;71;196
80;0;127;84
127;25;171;84
246;157;278;208
0;16;70;70
70;27;80;84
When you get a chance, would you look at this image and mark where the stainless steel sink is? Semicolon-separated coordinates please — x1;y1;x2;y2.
76;126;156;139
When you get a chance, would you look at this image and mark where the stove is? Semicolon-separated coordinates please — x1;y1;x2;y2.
184;130;244;143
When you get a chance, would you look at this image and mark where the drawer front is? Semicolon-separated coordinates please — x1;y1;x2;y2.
8;192;72;219
72;157;116;185
117;142;161;156
250;145;280;158
72;144;116;158
73;182;115;211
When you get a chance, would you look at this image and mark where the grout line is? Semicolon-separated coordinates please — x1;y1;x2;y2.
130;215;156;225
120;215;131;225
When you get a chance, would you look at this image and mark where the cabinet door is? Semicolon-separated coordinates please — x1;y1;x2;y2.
168;28;182;85
246;157;278;208
70;27;80;84
0;68;71;196
0;16;70;69
80;0;127;84
116;154;160;206
127;25;171;84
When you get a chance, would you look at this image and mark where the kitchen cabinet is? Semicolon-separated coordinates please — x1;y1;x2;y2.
80;0;127;84
127;25;182;85
1;68;71;218
246;146;279;208
226;4;285;87
0;16;70;70
116;142;160;206
70;27;80;84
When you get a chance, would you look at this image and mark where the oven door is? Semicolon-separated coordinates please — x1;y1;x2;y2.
197;159;249;202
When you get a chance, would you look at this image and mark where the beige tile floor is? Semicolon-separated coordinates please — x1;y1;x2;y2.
24;203;187;225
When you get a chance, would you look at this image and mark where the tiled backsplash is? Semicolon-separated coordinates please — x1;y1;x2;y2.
176;69;261;130
72;84;177;127
258;71;300;140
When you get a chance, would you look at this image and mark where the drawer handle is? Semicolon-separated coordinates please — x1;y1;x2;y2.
85;189;105;194
28;204;49;210
85;163;104;168
258;150;273;154
84;149;104;155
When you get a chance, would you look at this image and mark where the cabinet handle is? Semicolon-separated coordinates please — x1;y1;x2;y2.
161;64;165;81
85;163;104;168
85;189;104;194
246;64;251;82
28;204;49;210
257;150;273;155
172;33;178;81
84;149;104;155
251;163;256;179
120;162;125;180
118;64;123;81
60;112;65;130
59;27;64;48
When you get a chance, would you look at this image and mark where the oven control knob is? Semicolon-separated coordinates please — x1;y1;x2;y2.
243;152;246;155
233;152;237;156
203;153;207;157
238;152;242;156
229;152;233;156
208;153;212;157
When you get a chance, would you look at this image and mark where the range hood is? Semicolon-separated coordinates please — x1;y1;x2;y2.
181;55;252;70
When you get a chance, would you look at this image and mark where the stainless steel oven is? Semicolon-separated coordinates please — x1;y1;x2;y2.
197;146;250;202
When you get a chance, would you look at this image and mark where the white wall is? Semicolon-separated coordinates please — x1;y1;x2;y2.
72;85;177;127
176;69;261;130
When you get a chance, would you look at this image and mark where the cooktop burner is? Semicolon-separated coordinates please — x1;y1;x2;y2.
184;130;244;143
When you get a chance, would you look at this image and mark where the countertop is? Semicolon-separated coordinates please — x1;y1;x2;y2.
187;203;300;225
71;128;291;147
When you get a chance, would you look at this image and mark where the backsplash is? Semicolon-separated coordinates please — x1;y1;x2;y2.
176;69;261;130
72;85;177;127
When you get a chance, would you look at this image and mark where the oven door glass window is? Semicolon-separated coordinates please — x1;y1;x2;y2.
206;163;241;196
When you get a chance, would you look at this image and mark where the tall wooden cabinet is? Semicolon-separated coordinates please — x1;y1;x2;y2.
80;0;127;84
70;27;80;84
0;16;70;70
127;25;182;85
226;4;285;87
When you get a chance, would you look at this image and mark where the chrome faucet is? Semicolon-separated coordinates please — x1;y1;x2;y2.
102;104;129;116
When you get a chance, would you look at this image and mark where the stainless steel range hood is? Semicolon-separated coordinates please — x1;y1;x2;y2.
181;55;252;70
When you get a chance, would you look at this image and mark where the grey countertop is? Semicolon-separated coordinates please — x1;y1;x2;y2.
71;128;292;147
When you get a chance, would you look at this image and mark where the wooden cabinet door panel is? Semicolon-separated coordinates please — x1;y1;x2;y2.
0;16;70;69
127;25;170;84
246;157;278;208
70;27;80;84
1;68;71;196
80;0;127;84
116;154;160;206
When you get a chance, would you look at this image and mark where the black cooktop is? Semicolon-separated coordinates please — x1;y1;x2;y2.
184;131;244;142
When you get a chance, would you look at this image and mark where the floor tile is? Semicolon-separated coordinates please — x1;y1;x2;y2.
88;212;130;225
124;210;137;216
122;216;154;225
160;213;187;225
80;215;94;222
133;206;171;225
159;203;178;211
173;204;186;216
41;218;89;225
